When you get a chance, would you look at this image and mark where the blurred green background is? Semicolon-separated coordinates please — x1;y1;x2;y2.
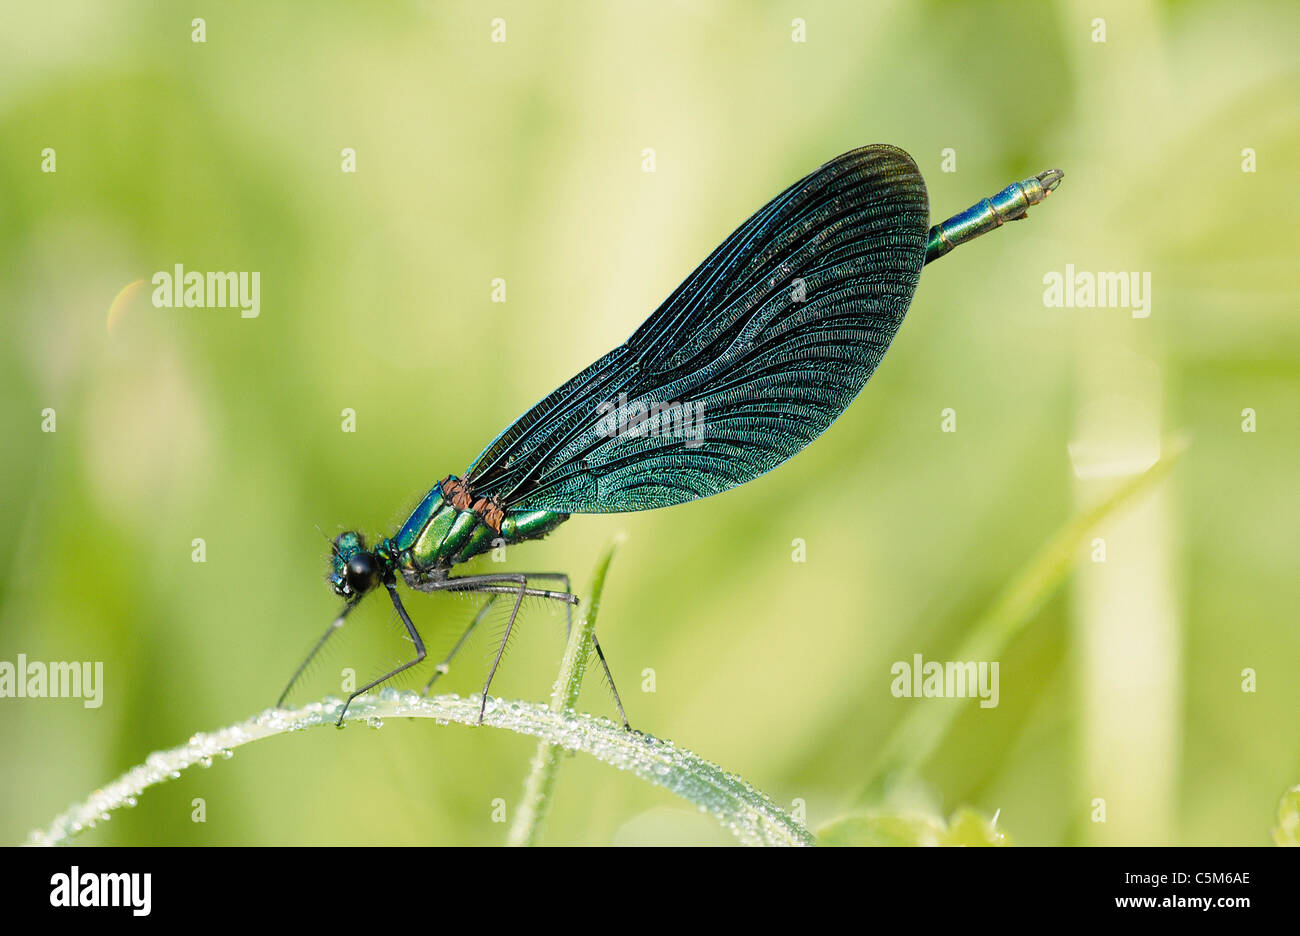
2;0;1297;845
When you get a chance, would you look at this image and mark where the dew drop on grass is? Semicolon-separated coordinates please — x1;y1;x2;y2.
29;691;813;847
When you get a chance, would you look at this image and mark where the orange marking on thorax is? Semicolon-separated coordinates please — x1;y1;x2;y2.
442;476;474;511
472;497;506;533
443;476;505;533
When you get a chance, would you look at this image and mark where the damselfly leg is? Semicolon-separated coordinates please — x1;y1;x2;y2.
421;574;629;728
425;573;564;723
420;594;499;695
588;630;629;730
283;571;628;728
417;572;630;729
334;582;427;725
276;598;360;709
504;571;628;729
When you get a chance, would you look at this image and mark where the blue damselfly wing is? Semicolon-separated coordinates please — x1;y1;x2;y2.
466;144;929;513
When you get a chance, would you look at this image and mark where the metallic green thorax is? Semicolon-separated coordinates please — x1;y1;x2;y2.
361;477;567;585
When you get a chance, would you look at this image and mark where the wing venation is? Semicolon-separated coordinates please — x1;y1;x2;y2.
466;145;929;513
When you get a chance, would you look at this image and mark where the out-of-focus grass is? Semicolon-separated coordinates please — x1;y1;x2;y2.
820;807;1008;847
859;440;1185;803
1273;786;1300;846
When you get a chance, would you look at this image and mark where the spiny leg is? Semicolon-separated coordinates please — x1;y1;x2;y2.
277;599;359;708
419;572;576;695
468;574;527;724
428;573;561;723
512;571;628;729
589;630;630;730
421;569;579;696
414;572;578;605
507;571;573;635
335;582;426;726
434;571;630;730
421;594;499;696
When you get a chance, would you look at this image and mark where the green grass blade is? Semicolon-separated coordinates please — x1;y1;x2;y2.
26;688;813;847
507;538;620;846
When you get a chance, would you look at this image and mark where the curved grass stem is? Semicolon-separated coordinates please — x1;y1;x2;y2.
27;602;812;848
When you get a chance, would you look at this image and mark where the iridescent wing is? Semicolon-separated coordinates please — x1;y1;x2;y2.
466;144;929;513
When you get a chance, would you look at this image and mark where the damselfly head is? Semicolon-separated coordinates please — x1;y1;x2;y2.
328;531;379;599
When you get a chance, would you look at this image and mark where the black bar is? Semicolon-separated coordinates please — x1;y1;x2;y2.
1;846;1285;921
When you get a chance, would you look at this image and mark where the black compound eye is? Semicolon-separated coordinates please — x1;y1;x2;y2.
346;553;376;591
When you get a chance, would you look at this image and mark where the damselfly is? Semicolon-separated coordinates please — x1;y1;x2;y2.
277;145;1063;726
